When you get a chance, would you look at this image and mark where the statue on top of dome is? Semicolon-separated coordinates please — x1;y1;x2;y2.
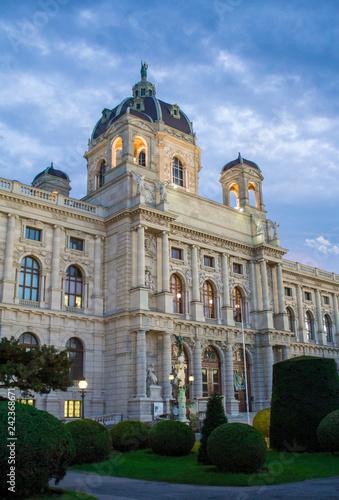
141;61;148;80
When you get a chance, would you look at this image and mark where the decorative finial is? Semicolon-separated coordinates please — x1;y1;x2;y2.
238;152;243;163
141;60;148;81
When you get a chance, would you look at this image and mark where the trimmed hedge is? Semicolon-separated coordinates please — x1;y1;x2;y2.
110;420;151;452
207;422;267;473
66;419;111;465
0;402;74;498
317;409;339;453
149;420;195;456
253;407;271;438
197;392;228;465
270;356;339;452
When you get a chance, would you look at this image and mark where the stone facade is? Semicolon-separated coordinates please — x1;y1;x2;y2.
0;70;338;421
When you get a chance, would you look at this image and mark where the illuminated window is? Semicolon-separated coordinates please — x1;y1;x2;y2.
18;332;39;349
202;281;215;318
324;314;333;342
25;227;41;241
19;257;40;302
170;274;183;314
172;157;184;187
65;266;83;308
66;338;84;380
138;150;146;166
17;399;35;406
64;400;81;418
232;287;242;322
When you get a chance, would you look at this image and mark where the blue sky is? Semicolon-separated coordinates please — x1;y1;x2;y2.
0;0;339;272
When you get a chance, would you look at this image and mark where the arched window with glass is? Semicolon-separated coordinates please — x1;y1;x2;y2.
97;160;106;188
172;157;184;186
19;256;40;302
138;149;146;166
65;266;83;308
286;307;295;333
18;332;39;349
305;311;314;340
66;337;84;380
232;287;242;322
324;314;333;343
170;273;183;314
202;281;215;318
202;346;221;397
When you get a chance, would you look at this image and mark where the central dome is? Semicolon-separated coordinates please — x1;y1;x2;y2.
91;63;194;140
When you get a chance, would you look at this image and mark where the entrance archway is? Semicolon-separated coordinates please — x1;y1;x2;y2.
233;349;251;412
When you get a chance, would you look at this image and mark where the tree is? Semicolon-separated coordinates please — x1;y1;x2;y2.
198;391;228;465
0;336;73;396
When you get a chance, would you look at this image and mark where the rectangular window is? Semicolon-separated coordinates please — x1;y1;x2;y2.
171;247;183;260
25;227;41;241
304;291;312;301
16;399;35;406
284;287;292;297
323;296;330;305
204;256;214;267
233;263;243;274
202;369;208;397
213;369;220;394
64;400;81;418
69;237;84;251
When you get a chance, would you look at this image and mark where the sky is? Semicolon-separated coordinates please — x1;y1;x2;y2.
0;0;339;273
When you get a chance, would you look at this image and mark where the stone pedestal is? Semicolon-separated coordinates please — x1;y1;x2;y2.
147;384;162;400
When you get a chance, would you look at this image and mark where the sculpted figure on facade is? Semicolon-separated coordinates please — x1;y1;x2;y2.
154;180;169;202
131;171;145;195
146;363;158;386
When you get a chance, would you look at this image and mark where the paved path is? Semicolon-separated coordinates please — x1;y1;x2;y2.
55;471;339;500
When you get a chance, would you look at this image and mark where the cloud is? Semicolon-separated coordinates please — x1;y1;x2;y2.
305;236;338;255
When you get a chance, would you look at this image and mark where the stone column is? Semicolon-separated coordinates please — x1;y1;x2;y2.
276;264;285;314
137;226;145;287
136;330;147;397
221;254;230;307
332;293;339;339
193;340;202;398
161;231;170;292
282;345;289;360
260;259;269;310
265;344;273;401
296;284;305;343
3;214;16;281
191;245;199;302
49;225;61;309
315;289;325;344
162;333;172;401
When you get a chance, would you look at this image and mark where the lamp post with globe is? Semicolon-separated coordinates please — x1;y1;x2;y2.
169;335;194;423
78;379;88;419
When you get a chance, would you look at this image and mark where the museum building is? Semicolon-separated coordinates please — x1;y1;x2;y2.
0;66;338;421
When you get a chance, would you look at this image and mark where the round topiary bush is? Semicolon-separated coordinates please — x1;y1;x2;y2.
110;420;151;452
0;401;74;498
253;407;271;438
207;422;267;473
149;419;195;456
66;418;111;465
317;410;339;453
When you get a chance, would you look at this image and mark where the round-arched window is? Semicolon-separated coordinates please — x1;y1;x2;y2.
170;274;183;314
202;281;215;318
66;337;84;380
18;332;39;349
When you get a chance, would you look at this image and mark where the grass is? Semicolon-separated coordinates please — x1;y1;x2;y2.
27;488;99;500
69;443;339;487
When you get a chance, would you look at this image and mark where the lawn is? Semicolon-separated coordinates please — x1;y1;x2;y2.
27;488;99;500
69;443;339;487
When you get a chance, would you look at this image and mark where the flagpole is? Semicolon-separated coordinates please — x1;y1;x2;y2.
241;299;250;425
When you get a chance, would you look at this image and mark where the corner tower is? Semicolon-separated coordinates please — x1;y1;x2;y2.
219;153;265;213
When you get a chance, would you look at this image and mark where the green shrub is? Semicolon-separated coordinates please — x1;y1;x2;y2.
270;356;339;452
66;419;111;465
207;422;267;473
197;392;228;465
317;409;339;453
0;402;74;498
253;407;271;438
110;420;151;452
149;420;195;456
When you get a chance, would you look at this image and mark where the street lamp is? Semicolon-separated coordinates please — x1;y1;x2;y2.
78;379;88;419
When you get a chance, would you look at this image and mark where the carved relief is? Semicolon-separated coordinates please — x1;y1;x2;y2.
145;234;156;257
145;270;155;293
